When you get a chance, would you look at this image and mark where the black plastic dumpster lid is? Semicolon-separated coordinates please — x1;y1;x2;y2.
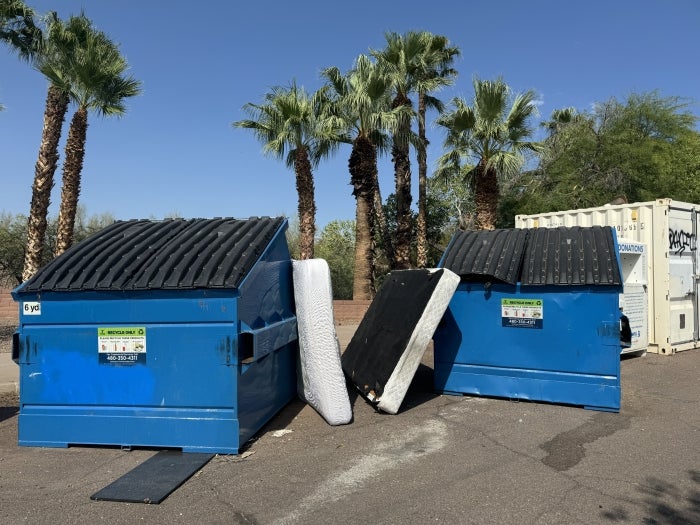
441;226;622;286
522;226;622;286
440;229;529;284
20;216;286;292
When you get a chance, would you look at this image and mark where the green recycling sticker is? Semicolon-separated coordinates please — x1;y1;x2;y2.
501;298;543;329
98;326;147;364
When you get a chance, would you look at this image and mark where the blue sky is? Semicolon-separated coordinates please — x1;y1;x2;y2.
1;0;698;230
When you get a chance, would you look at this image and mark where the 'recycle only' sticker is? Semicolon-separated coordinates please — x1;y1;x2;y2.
98;326;147;364
501;298;543;329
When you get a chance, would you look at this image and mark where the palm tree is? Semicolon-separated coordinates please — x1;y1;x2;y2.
371;31;425;270
541;107;579;133
536;107;588;169
321;55;406;299
234;82;340;260
412;33;459;267
45;15;141;256
436;77;541;230
0;0;40;59
1;5;84;279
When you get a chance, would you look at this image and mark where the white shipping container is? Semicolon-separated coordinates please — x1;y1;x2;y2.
515;198;700;355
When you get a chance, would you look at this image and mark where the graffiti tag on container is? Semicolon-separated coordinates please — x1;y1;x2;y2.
669;228;696;255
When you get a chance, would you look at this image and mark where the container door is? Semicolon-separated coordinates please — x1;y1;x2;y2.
667;206;698;345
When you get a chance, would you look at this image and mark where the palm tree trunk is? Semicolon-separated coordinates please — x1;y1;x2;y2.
294;147;316;260
372;169;394;265
392;95;413;270
474;165;499;230
393;142;412;269
55;106;88;257
349;135;376;300
22;85;69;280
353;194;374;300
416;93;428;267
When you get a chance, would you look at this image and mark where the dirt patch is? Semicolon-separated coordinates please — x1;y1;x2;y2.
0;390;18;408
0;326;18;411
0;324;15;353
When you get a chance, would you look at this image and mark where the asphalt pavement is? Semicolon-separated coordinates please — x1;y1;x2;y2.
0;327;698;525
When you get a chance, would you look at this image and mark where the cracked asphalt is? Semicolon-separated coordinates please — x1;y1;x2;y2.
0;327;699;524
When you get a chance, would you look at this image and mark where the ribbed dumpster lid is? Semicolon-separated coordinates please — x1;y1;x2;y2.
441;226;621;286
440;229;529;285
522;226;622;286
20;216;285;292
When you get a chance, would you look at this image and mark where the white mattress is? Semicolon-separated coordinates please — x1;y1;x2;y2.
377;268;460;414
292;259;352;425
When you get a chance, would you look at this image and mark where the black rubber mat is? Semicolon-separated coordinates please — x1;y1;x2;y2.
91;450;214;504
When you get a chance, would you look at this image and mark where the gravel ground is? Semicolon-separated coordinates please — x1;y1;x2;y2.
0;324;14;352
0;391;18;408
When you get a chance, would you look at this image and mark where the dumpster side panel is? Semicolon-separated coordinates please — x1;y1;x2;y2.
14;292;246;453
235;225;297;443
17;322;238;406
237;342;296;444
434;282;621;411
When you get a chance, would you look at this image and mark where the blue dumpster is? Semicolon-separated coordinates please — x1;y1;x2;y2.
12;217;297;453
433;226;623;412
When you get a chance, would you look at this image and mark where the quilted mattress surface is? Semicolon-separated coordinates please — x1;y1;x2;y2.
292;259;352;425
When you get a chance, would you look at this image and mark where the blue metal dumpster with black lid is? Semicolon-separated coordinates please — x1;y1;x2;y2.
12;216;297;453
433;226;623;412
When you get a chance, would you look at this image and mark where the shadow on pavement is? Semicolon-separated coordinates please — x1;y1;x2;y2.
0;405;18;423
601;469;700;523
0;391;18;423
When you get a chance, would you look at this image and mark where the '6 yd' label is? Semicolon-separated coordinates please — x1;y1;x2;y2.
23;302;41;315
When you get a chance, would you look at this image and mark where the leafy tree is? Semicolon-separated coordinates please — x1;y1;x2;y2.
234;82;340;260
435;77;541;230
381;190;453;270
284;216;300;259
605;92;699;201
0;213;27;286
46;14;142;256
428;171;475;231
507;92;700;217
315;220;355;300
321;54;406;299
662;130;700;202
0;208;114;286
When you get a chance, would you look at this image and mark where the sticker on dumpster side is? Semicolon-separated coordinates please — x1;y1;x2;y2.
98;327;147;364
22;302;41;315
501;298;543;329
